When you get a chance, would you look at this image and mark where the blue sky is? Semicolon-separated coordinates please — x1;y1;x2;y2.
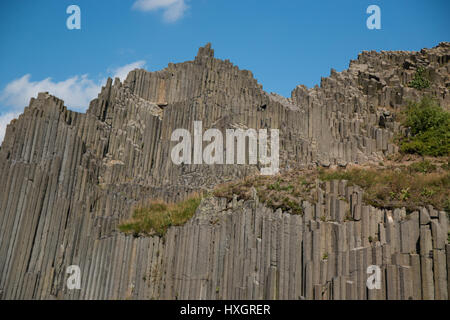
0;0;449;141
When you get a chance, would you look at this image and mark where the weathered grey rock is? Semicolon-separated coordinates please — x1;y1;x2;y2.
433;249;448;300
400;212;419;253
431;220;446;249
0;43;449;300
421;256;435;300
419;207;431;225
420;226;433;257
447;244;450;299
1;180;448;300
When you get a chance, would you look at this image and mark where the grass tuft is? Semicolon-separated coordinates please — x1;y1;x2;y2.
213;173;313;215
118;193;202;237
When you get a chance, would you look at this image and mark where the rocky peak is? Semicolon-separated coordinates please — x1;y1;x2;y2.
196;42;215;60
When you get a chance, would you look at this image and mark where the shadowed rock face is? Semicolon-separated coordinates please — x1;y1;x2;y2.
0;43;448;300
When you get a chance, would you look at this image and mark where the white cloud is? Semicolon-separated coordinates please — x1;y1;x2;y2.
0;60;146;144
111;60;146;82
0;112;19;144
132;0;188;22
0;74;102;113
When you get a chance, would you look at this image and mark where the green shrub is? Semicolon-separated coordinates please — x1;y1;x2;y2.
421;187;436;198
408;67;431;90
399;97;450;156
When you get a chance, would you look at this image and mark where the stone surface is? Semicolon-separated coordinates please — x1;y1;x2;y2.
0;43;449;300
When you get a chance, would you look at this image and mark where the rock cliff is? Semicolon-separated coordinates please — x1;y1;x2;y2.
0;42;449;299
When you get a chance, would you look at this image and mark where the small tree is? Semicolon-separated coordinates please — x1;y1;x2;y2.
400;97;450;156
408;67;431;90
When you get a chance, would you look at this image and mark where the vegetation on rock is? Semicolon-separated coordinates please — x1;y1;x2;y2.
408;66;431;90
118;193;202;237
319;165;449;212
213;173;317;215
214;163;450;214
399;97;450;156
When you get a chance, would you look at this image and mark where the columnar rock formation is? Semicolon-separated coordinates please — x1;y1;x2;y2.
0;43;449;299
